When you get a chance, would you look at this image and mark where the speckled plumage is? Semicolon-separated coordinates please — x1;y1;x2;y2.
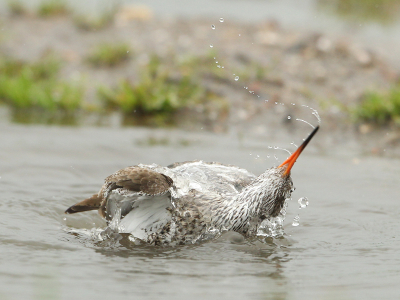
66;126;319;246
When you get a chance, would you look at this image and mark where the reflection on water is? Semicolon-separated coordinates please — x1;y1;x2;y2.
318;0;400;24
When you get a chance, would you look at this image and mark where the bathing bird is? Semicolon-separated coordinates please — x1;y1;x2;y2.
66;126;319;245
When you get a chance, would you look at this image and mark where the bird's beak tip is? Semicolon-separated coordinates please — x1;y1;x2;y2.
278;125;319;176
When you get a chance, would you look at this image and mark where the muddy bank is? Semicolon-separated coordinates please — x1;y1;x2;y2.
0;6;399;155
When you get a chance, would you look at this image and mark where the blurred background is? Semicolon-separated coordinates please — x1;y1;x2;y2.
1;0;400;154
1;1;400;300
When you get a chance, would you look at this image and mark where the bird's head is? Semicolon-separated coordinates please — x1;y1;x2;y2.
257;125;319;218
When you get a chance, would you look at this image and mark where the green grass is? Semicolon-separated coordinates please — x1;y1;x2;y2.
37;0;69;17
0;55;83;113
7;0;27;16
352;87;400;126
98;54;226;118
86;43;131;67
318;0;400;24
73;12;115;31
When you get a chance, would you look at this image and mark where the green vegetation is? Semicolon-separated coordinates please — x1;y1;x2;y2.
98;54;226;122
352;87;400;126
86;43;131;67
0;55;83;119
73;12;115;31
37;0;69;17
318;0;400;24
7;0;27;16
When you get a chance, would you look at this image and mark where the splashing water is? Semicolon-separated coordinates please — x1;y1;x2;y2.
301;104;321;123
257;201;288;238
295;118;316;129
292;215;300;226
298;197;309;209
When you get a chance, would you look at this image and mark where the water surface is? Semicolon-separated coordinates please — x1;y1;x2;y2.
0;124;399;300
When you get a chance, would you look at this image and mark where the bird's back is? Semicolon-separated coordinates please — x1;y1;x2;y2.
108;161;257;244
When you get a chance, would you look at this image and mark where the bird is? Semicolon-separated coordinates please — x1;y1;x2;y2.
66;126;319;246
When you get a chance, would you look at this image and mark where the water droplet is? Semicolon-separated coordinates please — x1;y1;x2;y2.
211;24;216;29
292;215;300;226
215;61;218;63
274;146;278;149
288;116;291;119
268;146;272;149
234;76;239;81
219;18;224;22
63;217;66;221
210;44;213;48
244;86;248;90
127;51;129;53
238;34;241;36
291;103;296;105
217;65;221;68
265;99;269;102
275;102;278;104
266;155;270;158
298;197;309;209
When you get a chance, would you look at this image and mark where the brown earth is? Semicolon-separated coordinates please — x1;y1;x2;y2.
1;6;399;156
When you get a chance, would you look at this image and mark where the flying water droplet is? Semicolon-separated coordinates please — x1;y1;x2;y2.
211;24;216;29
219;18;224;22
298;197;309;209
268;146;272;149
234;76;239;81
287;116;291;119
63;217;66;221
210;44;213;48
292;215;300;226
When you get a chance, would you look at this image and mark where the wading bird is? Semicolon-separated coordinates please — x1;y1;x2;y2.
66;126;319;245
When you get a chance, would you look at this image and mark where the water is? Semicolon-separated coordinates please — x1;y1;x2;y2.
1;123;399;300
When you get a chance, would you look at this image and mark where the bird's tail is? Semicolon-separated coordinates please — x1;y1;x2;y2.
65;194;103;214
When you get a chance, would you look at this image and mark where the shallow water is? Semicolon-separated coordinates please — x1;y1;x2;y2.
1;123;399;300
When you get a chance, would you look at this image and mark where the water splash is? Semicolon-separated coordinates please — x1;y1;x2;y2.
292;215;300;226
257;201;288;238
295;118;315;128
301;105;321;123
298;197;309;209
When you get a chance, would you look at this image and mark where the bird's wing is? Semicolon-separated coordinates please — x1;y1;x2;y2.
65;166;173;219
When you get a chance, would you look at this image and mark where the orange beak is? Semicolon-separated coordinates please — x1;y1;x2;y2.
278;125;319;176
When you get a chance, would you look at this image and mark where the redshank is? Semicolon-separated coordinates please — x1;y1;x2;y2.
66;126;319;245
